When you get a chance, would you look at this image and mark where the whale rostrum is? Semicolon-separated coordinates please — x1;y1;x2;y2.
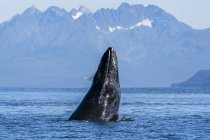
69;47;121;121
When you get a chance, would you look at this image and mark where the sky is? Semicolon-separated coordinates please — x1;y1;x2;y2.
0;0;209;29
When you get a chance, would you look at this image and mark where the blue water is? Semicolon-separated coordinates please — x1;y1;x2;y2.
0;88;210;139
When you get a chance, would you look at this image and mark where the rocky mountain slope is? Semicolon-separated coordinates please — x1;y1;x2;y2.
0;3;210;87
172;70;210;87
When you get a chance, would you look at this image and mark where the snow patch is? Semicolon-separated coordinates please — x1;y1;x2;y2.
130;18;153;29
108;26;123;32
71;6;92;20
96;26;100;30
108;18;153;32
72;12;83;19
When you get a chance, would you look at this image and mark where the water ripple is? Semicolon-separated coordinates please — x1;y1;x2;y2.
0;88;210;139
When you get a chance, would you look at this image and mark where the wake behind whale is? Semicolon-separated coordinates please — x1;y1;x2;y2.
69;47;121;121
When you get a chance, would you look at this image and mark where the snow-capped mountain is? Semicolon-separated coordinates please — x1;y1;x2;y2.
70;6;92;19
0;3;210;88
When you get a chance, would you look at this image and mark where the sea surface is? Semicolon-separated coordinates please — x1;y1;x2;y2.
0;88;210;140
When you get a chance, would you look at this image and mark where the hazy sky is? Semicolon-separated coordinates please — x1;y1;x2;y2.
0;0;209;29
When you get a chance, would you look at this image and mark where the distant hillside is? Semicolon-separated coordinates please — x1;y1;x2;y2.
171;70;210;87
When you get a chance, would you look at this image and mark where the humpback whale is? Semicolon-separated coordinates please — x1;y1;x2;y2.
69;47;121;121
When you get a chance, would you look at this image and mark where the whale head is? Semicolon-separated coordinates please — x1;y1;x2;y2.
69;47;121;121
92;47;120;121
93;47;119;86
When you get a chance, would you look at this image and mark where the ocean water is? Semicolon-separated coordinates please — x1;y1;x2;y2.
0;88;210;140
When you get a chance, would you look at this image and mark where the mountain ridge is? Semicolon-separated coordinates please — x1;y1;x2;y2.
0;2;209;88
172;70;210;87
